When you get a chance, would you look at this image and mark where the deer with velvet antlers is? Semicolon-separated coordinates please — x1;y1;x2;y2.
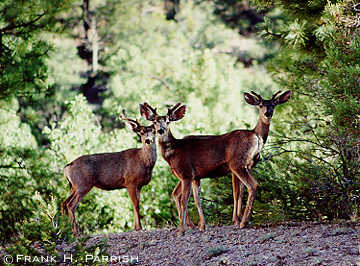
140;90;291;234
61;110;156;236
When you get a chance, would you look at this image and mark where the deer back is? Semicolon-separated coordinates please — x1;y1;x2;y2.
66;147;155;191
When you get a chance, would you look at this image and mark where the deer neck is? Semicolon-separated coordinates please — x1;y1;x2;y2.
141;143;157;166
158;130;176;159
254;116;270;144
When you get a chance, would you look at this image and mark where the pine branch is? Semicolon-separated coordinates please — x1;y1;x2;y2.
0;13;46;33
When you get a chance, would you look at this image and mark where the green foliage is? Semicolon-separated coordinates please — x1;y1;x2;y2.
0;0;72;98
201;0;266;35
0;144;70;241
0;98;39;239
253;0;360;221
5;193;108;265
104;0;272;131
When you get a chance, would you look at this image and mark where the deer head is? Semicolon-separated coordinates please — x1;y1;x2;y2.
121;109;156;145
244;90;292;124
139;102;186;140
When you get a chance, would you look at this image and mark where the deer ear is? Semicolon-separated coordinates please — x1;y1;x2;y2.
124;120;139;132
139;103;155;121
244;92;260;105
276;90;292;104
169;105;186;121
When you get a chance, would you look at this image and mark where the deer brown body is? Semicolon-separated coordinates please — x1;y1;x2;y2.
140;90;291;233
61;111;156;236
163;130;262;178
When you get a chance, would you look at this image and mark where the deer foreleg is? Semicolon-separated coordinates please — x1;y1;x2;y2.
192;179;206;231
128;186;142;230
232;173;241;225
179;179;191;234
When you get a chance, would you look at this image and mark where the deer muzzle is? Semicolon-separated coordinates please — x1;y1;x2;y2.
265;111;273;118
158;128;165;135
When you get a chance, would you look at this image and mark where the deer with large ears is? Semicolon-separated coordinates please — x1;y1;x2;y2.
140;90;291;234
61;110;157;236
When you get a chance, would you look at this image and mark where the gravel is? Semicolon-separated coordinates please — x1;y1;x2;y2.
85;222;360;265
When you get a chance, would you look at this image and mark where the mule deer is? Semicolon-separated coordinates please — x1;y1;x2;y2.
140;90;291;233
61;110;157;236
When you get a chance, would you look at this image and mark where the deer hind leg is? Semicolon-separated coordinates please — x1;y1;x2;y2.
172;181;182;222
192;179;206;231
172;181;195;228
61;191;75;216
128;186;142;231
179;179;192;234
67;187;91;236
230;167;258;229
232;173;244;225
239;182;244;221
62;174;75;216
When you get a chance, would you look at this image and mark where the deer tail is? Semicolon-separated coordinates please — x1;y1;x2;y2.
64;162;73;190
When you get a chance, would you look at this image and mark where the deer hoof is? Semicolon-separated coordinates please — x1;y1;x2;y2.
176;228;185;236
233;216;243;226
187;222;196;229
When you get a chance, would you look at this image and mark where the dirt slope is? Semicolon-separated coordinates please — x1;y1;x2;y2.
87;222;359;265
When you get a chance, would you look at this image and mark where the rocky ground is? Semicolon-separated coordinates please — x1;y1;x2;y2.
85;222;360;265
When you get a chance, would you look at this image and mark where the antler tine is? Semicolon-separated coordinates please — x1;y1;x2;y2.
250;91;263;101
121;109;141;126
168;102;182;114
271;90;282;101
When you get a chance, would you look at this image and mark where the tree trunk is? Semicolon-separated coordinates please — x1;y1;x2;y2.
90;16;99;73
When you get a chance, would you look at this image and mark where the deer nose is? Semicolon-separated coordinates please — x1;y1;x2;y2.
265;111;273;118
158;128;165;135
145;139;151;144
